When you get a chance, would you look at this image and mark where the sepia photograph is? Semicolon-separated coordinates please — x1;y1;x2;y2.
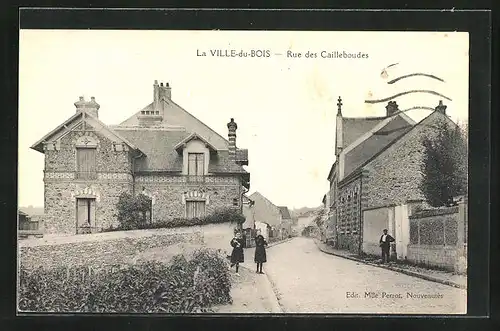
18;29;469;315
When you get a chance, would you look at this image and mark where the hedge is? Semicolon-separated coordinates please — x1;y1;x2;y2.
19;248;232;313
105;208;245;232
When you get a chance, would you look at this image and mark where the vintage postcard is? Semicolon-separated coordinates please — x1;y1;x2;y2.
18;29;469;315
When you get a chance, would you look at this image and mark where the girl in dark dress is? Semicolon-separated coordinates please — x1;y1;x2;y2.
230;232;244;275
254;230;268;274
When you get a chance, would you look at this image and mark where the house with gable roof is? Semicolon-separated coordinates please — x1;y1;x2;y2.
31;80;249;234
327;97;457;255
248;191;293;240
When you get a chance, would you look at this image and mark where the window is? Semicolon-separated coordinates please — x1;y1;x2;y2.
76;147;97;179
186;200;206;219
188;153;204;176
232;198;239;207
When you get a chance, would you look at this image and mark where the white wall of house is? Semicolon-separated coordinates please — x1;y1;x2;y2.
362;207;391;256
255;221;269;240
394;204;410;260
362;204;410;259
242;203;255;230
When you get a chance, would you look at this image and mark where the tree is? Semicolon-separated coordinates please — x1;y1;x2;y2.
420;120;467;207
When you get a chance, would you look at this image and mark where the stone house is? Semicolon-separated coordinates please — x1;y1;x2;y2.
248;191;292;239
277;206;292;239
327;97;457;255
31;80;250;234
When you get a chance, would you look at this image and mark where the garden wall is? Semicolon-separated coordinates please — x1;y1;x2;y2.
19;229;204;270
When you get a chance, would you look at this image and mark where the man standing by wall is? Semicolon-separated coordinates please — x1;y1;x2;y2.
379;229;395;263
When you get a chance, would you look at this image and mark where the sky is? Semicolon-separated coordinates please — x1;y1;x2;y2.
18;30;469;209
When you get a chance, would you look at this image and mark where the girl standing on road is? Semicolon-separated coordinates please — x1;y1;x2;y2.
230;231;245;276
254;230;268;274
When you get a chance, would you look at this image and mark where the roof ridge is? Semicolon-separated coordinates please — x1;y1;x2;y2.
84;112;142;152
343;116;387;121
340;111;454;184
165;99;231;145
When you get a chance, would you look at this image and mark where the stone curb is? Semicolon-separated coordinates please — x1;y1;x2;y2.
313;239;466;290
238;264;283;313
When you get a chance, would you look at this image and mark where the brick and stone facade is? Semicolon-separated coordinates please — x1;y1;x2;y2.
32;81;250;234
327;98;456;255
336;176;362;252
137;175;242;222
361;111;452;210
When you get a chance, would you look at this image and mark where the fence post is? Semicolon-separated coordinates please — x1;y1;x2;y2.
457;199;466;254
443;216;446;246
455;197;467;273
417;218;421;263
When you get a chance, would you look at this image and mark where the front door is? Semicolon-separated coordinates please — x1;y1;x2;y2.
76;198;96;233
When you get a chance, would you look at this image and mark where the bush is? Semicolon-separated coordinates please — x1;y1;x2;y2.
115;192;152;230
19;249;231;313
105;207;244;232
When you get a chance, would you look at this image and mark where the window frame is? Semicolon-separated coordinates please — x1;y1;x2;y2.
187;153;205;177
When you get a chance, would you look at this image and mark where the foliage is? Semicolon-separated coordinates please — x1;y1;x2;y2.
313;209;326;227
19;248;231;313
107;205;244;232
115;192;152;230
420;121;468;207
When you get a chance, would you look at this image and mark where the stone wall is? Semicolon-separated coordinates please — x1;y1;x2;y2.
361;112;451;210
406;245;460;271
406;204;466;272
19;231;204;270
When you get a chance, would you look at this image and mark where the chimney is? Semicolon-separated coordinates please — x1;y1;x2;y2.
153;80;160;112
74;96;100;118
385;100;399;117
435;100;447;115
335;96;343;156
158;81;172;101
227;118;238;159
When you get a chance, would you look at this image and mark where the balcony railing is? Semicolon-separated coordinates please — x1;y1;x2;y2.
76;171;98;180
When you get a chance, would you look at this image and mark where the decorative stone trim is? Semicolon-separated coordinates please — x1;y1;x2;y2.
98;173;131;180
75;135;99;148
111;142;129;152
71;187;101;202
45;172;75;179
409;206;459;219
182;190;210;205
43;141;61;151
136;176;187;183
135;175;238;184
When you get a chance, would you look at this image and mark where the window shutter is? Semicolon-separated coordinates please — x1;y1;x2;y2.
188;154;197;176
77;148;96;178
196;154;204;176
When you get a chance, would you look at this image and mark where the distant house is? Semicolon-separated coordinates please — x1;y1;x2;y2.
18;210;43;238
31;80;250;234
249;192;292;240
326;97;457;255
278;206;292;239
